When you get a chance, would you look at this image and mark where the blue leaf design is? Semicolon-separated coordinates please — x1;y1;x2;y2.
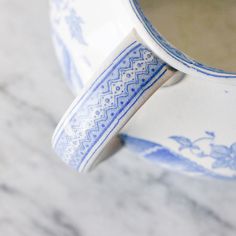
169;136;193;150
212;159;228;169
210;144;231;159
65;9;88;45
230;143;236;152
205;131;215;138
231;143;236;158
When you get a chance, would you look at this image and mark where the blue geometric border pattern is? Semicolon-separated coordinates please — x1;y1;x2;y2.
130;0;236;78
53;41;169;171
121;134;236;180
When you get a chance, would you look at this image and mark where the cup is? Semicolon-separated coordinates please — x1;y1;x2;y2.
51;0;236;178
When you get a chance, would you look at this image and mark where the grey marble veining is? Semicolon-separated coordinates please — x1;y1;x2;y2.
0;0;236;236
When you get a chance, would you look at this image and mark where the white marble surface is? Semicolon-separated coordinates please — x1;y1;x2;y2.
1;1;236;236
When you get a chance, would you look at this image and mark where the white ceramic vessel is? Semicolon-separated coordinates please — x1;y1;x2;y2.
51;0;236;179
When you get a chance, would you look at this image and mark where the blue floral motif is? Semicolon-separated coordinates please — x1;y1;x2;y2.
65;9;87;45
121;134;236;179
169;136;199;151
210;143;236;170
170;131;236;170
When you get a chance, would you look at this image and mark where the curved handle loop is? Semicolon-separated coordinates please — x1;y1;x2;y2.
52;33;175;172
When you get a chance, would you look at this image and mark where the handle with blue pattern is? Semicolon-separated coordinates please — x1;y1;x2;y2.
52;37;175;172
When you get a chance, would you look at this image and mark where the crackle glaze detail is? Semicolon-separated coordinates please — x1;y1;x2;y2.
53;41;168;171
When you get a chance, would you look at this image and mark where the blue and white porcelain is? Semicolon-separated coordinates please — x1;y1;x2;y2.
50;0;236;178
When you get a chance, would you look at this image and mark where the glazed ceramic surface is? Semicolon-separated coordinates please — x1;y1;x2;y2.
51;0;236;178
140;0;236;72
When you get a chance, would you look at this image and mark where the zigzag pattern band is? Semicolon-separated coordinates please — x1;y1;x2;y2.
53;41;169;171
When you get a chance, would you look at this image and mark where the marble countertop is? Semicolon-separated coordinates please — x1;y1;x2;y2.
1;1;236;236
